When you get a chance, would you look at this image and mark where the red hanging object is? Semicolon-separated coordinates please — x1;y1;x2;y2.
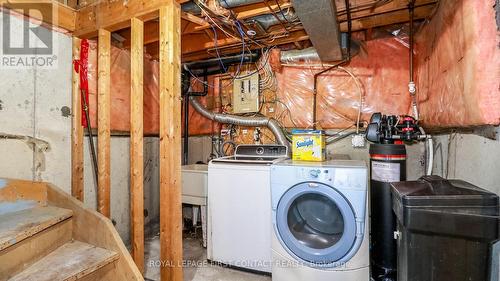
73;39;90;127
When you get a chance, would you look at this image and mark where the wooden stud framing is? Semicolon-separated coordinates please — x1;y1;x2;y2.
159;1;183;280
74;0;168;38
130;17;145;274
97;29;111;218
71;37;84;202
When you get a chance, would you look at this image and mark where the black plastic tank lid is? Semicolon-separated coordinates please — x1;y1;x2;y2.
369;143;406;156
391;175;499;208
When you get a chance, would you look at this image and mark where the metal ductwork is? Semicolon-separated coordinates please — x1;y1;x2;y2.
219;0;263;8
280;38;360;64
182;0;263;14
181;0;296;32
280;47;321;64
248;10;297;31
182;1;202;14
291;0;343;61
189;96;290;149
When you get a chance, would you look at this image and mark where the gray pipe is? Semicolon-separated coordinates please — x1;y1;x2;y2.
281;47;321;64
182;0;297;32
248;10;298;30
219;0;263;8
182;0;263;14
182;2;202;14
280;36;359;64
189;96;290;149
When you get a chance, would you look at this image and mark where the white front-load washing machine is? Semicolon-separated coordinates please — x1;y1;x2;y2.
270;160;369;281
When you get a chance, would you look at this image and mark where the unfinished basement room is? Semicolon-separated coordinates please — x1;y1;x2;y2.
0;0;499;281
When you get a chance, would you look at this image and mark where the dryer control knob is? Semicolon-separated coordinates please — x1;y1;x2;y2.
309;169;320;178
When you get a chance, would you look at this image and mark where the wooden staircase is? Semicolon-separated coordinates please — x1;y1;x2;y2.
0;178;143;281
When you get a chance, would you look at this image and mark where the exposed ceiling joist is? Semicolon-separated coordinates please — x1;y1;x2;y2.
339;3;436;32
337;0;437;22
190;1;293;32
181;12;207;25
74;0;174;38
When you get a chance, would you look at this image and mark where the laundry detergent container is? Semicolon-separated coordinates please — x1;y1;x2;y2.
391;176;500;281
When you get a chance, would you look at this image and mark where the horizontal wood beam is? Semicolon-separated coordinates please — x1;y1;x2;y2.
172;29;308;62
0;0;76;32
74;0;169;38
191;2;293;32
337;0;437;22
183;27;306;54
339;3;436;32
181;12;206;25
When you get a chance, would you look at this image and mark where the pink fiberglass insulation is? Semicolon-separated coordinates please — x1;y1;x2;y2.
86;41;160;135
86;40;216;135
273;37;411;129
85;37;413;134
84;0;499;134
415;0;500;128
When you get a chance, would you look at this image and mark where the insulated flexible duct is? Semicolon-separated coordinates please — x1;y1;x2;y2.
189;96;290;150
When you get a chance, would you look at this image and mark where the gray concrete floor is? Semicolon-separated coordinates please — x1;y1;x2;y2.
144;234;271;281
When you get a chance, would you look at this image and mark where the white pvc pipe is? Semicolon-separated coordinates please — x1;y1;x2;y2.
426;137;434;176
419;127;433;176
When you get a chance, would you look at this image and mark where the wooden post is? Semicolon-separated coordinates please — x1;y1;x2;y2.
159;1;183;280
71;37;84;202
130;17;145;274
98;29;111;218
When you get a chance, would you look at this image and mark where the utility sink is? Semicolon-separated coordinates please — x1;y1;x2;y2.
181;164;208;206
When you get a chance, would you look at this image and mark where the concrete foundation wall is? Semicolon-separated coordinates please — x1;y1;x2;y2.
0;11;73;190
432;130;500;194
82;135;211;244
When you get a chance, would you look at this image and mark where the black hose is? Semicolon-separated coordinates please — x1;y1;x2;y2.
80;88;98;187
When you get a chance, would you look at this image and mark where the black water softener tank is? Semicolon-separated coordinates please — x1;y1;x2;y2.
369;143;407;281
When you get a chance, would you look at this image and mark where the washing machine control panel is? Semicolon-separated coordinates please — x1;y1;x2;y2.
298;168;333;182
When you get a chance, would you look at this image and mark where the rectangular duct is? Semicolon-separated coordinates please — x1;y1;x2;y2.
291;0;343;61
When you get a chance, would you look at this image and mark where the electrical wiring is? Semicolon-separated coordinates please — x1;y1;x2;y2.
337;66;363;134
196;1;240;40
185;13;248;89
274;0;292;24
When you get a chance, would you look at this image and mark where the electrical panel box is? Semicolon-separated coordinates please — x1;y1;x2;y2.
232;72;260;113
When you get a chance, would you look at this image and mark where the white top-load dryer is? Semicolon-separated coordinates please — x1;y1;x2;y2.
207;144;288;274
270;159;369;281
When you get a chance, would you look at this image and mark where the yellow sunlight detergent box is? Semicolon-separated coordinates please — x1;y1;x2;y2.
291;129;326;162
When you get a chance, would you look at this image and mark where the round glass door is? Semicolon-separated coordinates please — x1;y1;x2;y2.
276;182;356;266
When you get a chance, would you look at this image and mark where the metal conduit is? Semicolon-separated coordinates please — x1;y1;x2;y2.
189;96;290;150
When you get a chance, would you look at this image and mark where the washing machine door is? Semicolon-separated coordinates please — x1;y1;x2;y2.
276;182;357;266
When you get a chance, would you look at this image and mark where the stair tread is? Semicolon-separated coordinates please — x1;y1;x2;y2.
0;206;73;251
8;240;119;281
